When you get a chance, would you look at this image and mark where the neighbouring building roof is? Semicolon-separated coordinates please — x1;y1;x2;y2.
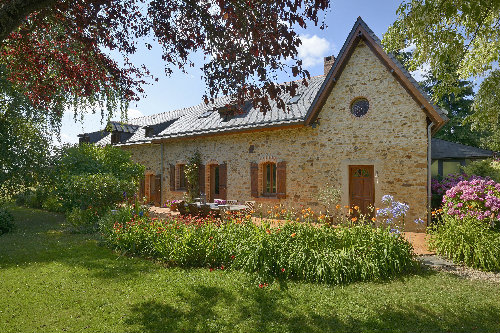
80;17;448;146
431;138;494;160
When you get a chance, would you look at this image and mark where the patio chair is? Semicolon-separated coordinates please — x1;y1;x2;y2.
244;201;255;215
199;204;211;217
177;201;189;215
188;203;199;216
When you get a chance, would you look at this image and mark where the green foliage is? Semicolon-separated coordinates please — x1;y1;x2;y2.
101;205;416;285
0;109;51;198
41;196;64;213
66;207;103;233
49;143;144;218
429;214;500;272
58;173;136;212
383;0;500;135
184;151;202;202
461;158;500;182
54;143;144;182
0;206;14;235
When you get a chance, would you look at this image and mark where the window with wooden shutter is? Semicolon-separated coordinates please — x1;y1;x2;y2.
169;164;175;191
138;177;145;200
250;162;258;197
276;161;286;199
219;162;227;200
154;174;161;206
178;164;186;190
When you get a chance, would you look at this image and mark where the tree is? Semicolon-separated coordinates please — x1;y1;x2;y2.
0;68;51;197
383;0;500;136
421;77;485;148
0;0;330;127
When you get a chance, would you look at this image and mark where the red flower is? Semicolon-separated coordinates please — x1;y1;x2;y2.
281;268;285;272
220;265;224;270
231;255;235;260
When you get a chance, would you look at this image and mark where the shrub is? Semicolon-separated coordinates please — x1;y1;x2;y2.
100;204;416;285
66;207;104;233
429;214;500;272
0;207;15;235
42;196;64;213
431;174;487;209
58;173;137;213
461;158;500;183
443;178;500;221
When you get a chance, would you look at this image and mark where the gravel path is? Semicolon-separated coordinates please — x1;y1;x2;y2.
418;255;500;283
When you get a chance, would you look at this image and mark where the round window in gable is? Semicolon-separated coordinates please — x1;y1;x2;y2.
350;98;369;117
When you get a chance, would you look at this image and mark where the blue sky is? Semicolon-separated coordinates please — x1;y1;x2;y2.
58;0;405;144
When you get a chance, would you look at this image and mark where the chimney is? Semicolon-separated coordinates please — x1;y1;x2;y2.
324;55;335;75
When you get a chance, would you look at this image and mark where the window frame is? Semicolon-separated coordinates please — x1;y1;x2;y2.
177;164;187;191
262;162;277;197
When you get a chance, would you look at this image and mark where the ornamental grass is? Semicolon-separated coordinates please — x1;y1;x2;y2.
99;204;416;285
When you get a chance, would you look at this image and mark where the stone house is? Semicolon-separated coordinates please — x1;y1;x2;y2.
79;18;448;231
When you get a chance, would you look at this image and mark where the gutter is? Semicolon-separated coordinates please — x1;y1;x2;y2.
161;142;164;205
427;122;434;227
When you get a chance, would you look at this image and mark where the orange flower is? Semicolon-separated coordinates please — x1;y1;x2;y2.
266;229;271;234
354;205;359;211
371;217;376;222
344;205;349;209
351;217;357;222
349;209;353;214
291;233;296;237
336;204;341;210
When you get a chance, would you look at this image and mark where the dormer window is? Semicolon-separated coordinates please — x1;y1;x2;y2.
144;126;154;138
111;132;120;144
218;101;252;121
287;95;301;105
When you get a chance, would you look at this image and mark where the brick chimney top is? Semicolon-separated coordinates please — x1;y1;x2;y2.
324;55;335;75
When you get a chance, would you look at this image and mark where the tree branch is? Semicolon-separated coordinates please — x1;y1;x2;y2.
0;0;56;43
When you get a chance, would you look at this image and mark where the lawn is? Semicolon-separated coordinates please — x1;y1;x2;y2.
1;207;499;333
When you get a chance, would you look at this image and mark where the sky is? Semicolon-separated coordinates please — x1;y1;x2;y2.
57;0;411;144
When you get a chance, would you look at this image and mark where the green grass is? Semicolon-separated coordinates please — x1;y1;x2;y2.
1;207;499;333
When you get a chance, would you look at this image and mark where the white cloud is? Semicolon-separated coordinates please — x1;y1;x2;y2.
411;63;431;82
126;108;144;120
297;35;332;68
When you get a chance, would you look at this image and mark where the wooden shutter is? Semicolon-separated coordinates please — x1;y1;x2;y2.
138;177;145;199
219;162;227;200
169;164;175;191
277;161;287;199
250;162;258;197
154;174;161;206
198;164;205;195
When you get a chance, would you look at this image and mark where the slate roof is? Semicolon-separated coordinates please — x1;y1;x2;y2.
80;17;447;147
431;138;494;160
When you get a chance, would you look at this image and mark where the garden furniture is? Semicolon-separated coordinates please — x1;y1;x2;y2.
188;203;199;215
177;201;189;215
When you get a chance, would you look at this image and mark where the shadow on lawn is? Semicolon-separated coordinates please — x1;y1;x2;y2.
125;284;500;333
0;207;155;280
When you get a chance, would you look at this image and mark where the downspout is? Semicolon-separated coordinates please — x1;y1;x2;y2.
427;122;434;227
161;141;164;206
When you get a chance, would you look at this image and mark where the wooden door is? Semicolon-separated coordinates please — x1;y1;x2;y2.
349;165;374;217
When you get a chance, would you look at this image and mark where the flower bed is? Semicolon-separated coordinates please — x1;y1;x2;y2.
429;214;500;272
99;204;416;285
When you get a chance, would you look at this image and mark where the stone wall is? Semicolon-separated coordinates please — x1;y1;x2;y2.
121;40;429;231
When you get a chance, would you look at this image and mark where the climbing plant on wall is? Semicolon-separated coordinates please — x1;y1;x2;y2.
185;151;202;202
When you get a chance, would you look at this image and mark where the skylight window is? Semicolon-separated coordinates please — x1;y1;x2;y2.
287;95;301;104
199;110;213;118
